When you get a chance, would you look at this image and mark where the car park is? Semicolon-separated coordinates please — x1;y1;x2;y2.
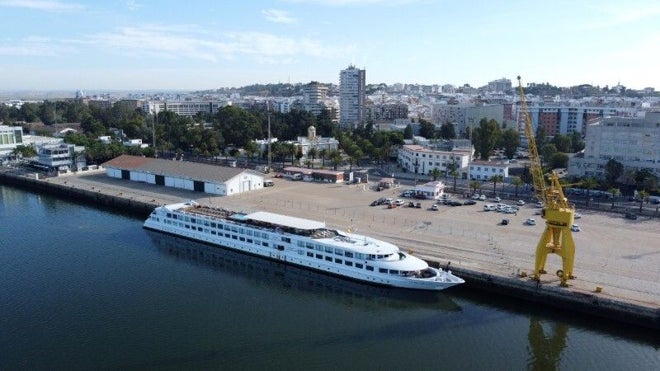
571;224;581;232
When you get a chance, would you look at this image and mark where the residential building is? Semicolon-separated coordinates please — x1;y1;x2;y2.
339;65;366;129
515;104;619;137
487;78;512;93
432;103;505;137
468;160;510;181
302;81;329;116
568;111;660;180
142;100;231;117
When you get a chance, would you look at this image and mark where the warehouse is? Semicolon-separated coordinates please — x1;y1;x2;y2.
102;155;265;196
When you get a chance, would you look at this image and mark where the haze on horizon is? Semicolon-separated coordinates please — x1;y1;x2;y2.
1;0;658;92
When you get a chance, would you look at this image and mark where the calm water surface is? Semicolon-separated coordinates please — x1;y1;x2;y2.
0;185;657;370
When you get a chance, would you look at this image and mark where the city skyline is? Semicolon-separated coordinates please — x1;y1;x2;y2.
1;0;659;91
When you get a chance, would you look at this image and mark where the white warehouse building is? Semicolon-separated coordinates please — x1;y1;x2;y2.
103;155;266;196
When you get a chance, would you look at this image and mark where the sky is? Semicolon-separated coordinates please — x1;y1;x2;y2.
0;0;658;92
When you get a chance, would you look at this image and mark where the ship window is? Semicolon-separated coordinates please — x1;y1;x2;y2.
306;243;314;249
335;249;343;256
185;225;190;229
335;258;342;264
355;263;363;269
225;233;230;238
345;252;354;258
211;231;216;235
307;252;314;257
247;239;252;243
297;241;304;247
262;242;268;247
324;246;333;253
379;268;387;273
390;270;399;275
231;226;237;232
166;213;171;218
211;222;216;228
315;245;323;251
190;218;196;224
204;221;209;226
366;266;374;271
239;228;244;234
232;235;237;240
239;237;245;241
316;254;323;259
246;230;252;236
345;261;353;267
282;237;291;243
277;245;284;251
325;256;332;262
262;233;268;239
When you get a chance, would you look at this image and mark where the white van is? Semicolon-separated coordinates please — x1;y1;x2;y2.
264;179;274;187
483;204;496;211
291;174;303;181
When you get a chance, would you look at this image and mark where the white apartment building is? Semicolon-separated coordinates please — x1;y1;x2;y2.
398;144;471;178
568;111;660;180
302;81;329;116
339;65;366;129
468;160;510;181
37;143;86;172
142;100;231;117
431;103;505;137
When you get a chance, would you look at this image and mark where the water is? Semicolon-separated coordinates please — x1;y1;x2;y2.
1;185;658;370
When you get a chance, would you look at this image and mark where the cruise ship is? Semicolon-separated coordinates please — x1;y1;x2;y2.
143;201;464;291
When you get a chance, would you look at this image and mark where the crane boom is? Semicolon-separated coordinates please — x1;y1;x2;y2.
517;76;576;287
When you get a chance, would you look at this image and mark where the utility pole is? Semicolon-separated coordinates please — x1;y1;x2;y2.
267;101;272;173
152;108;157;158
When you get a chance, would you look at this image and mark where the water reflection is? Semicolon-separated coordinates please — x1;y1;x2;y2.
146;230;461;311
527;317;568;371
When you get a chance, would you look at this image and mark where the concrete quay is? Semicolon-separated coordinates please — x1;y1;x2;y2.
2;169;658;330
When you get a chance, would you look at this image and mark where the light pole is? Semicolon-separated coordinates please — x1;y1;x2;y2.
152;108;158;158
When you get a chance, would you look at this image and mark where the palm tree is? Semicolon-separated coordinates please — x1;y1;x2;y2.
429;167;442;181
511;176;524;198
608;187;619;209
490;175;504;197
581;177;598;206
637;190;649;213
470;180;482;196
450;169;460;192
329;149;342;171
319;148;328;168
307;147;318;168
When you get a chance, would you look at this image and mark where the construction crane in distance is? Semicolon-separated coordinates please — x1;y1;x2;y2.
517;76;577;287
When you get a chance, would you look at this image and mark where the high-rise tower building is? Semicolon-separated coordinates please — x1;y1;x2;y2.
302;81;328;117
339;65;366;129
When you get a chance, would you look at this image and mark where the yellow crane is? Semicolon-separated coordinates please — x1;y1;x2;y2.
517;76;576;287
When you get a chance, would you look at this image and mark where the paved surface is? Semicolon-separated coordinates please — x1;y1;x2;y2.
47;171;660;310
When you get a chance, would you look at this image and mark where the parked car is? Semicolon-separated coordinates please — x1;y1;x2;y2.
408;201;416;208
393;199;405;206
479;195;486;201
571;224;581;232
449;200;463;207
264;180;274;187
501;218;510;225
431;204;439;211
471;194;481;200
574;213;582;219
493;197;501;203
463;200;477;205
415;202;422;208
525;218;536;226
516;200;525;206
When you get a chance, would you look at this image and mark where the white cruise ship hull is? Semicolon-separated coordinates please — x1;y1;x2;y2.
144;202;464;291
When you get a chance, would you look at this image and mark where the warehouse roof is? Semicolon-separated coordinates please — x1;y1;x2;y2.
103;154;260;184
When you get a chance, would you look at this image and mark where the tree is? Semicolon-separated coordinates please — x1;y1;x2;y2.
604;159;624;185
319;148;328;168
551;134;572;153
429;167;441;181
511;176;524;198
549;152;569;169
581;177;598;206
637;190;649;213
472;118;501;160
419;119;435;139
450;168;460;192
570;131;585;152
608;187;619;209
307;147;318;168
244;140;258;165
329;149;342;170
403;124;413;140
490;174;504;196
499;128;520;159
439;122;456;139
540;143;558;165
470;180;482;196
